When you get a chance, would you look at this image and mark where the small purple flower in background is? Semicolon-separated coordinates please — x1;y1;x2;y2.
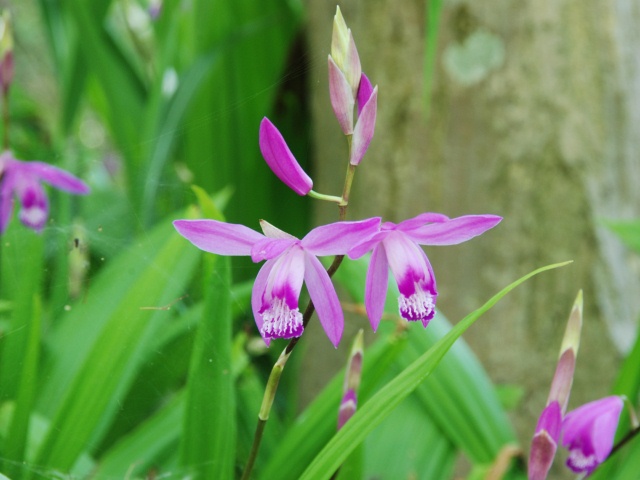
0;151;90;233
348;213;502;331
173;217;380;347
562;396;624;477
259;117;313;196
337;329;363;430
528;291;582;480
148;0;162;20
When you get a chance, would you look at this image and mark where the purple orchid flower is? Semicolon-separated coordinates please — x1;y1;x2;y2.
259;117;313;196
173;216;380;347
0;151;90;233
562;396;624;476
528;291;583;480
347;213;502;331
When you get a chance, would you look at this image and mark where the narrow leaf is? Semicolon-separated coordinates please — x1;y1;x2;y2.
179;255;236;478
300;261;571;480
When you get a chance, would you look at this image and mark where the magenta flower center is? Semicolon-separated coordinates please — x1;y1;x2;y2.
566;447;597;473
398;281;436;327
260;297;304;340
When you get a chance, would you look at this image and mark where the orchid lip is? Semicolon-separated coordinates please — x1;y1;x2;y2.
259;297;304;340
398;283;436;327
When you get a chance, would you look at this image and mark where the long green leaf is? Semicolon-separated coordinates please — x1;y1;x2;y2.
300;261;571;480
258;321;409;479
3;295;41;478
91;392;184;479
334;255;516;462
179;255;236;478
33;211;200;471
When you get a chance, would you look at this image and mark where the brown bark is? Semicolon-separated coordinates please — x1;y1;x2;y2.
305;0;640;471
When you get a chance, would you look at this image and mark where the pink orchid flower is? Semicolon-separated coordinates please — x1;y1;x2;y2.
562;395;624;476
173;217;381;347
348;213;502;331
0;150;90;233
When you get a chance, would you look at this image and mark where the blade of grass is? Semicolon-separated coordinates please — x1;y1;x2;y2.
3;295;41;478
91;392;185;479
258;320;409;479
179;255;236;478
33;211;201;471
300;261;571;480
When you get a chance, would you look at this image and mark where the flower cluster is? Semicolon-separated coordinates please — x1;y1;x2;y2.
174;7;501;348
0;150;90;233
528;292;627;479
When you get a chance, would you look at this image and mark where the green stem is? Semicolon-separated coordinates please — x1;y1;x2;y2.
240;255;345;479
308;190;343;204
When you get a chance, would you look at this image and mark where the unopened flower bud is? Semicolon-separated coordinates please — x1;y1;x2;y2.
0;10;14;93
259;117;313;196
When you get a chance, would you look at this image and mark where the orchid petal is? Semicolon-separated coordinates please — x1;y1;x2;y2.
343;31;362;95
404;214;502;245
301;217;380;256
328;55;355;135
303;252;343;347
356;73;373;116
0;173;15;233
16;176;48;231
26;161;90;194
562;396;624;475
259;246;306;341
173;219;264;256
384;232;437;326
394;212;450;232
252;259;276;346
350;86;377;166
251;237;295;262
365;245;389;332
259;118;312;196
347;230;389;259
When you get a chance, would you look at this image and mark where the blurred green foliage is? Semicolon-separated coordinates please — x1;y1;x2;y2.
0;1;637;479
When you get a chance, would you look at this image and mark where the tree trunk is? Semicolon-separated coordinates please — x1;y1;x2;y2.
305;0;640;468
